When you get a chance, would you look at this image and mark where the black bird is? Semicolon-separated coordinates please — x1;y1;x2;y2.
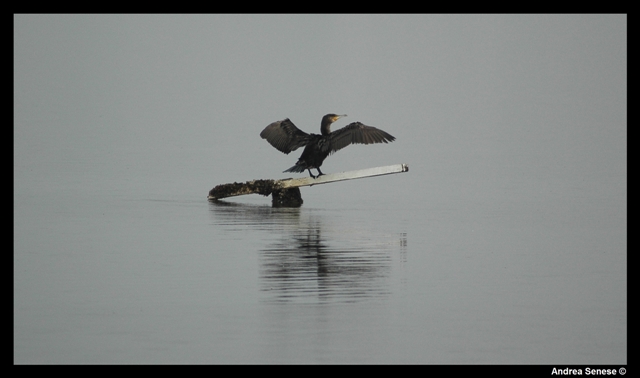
260;114;395;178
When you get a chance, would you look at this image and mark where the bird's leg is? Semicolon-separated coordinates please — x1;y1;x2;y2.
316;168;325;177
307;169;317;179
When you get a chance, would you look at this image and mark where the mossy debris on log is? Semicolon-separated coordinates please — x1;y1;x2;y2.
207;164;408;207
271;187;303;207
208;179;279;200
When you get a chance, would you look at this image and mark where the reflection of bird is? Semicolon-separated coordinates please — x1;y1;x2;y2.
260;114;396;178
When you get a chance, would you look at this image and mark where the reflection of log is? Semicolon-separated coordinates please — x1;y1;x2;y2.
208;163;409;207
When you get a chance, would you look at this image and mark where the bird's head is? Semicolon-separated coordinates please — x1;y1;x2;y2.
325;114;346;123
321;114;347;135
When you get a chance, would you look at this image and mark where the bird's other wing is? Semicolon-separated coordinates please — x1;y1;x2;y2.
260;118;310;154
326;122;396;153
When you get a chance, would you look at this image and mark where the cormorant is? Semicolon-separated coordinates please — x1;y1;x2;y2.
260;114;395;178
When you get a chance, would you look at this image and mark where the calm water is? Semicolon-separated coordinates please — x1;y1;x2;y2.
13;151;626;363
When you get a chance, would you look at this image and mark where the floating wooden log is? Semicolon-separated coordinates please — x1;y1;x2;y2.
208;163;408;207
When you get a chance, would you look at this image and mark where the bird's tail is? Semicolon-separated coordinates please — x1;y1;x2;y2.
283;163;307;173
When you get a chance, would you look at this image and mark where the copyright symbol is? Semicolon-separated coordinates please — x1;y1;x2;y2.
619;368;626;375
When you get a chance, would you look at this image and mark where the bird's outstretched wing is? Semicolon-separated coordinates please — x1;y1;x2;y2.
260;118;310;154
326;122;395;153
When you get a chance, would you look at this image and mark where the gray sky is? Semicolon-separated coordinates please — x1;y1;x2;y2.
14;14;626;199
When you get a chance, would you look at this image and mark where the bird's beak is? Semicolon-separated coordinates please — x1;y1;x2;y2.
334;114;347;122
